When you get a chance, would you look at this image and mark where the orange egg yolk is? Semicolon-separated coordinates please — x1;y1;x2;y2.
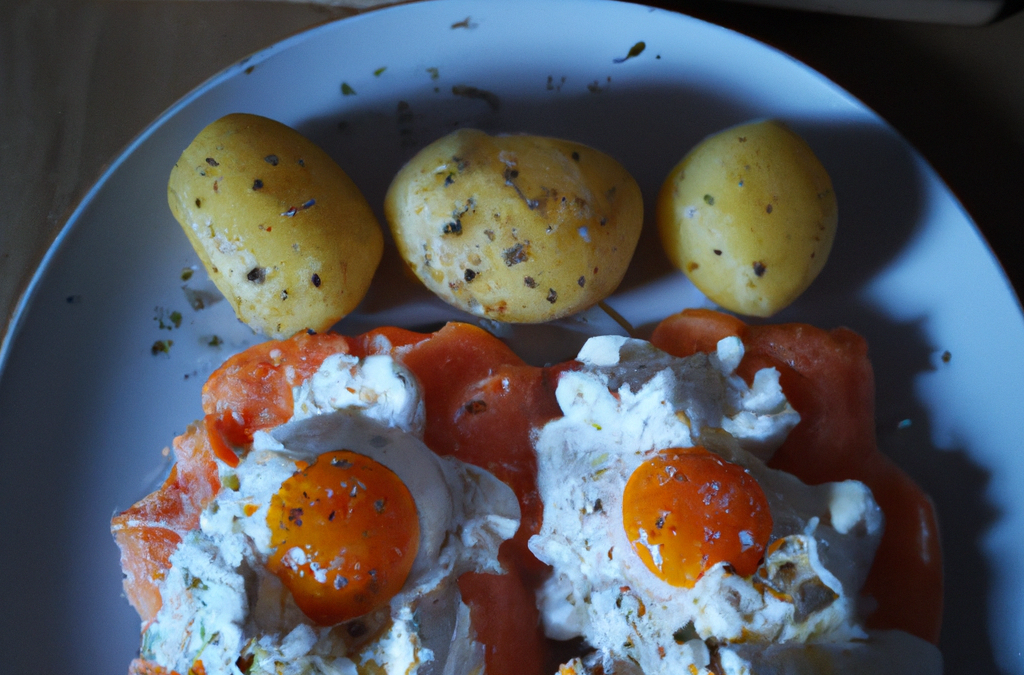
266;450;420;625
622;447;772;587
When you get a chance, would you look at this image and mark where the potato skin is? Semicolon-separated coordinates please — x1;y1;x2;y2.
657;120;837;317
385;129;643;323
168;113;383;338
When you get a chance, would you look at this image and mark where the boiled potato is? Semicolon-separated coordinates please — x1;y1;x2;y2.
385;129;643;323
168;113;383;338
657;120;837;317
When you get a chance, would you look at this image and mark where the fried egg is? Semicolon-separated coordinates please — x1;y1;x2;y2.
140;353;519;675
528;335;942;674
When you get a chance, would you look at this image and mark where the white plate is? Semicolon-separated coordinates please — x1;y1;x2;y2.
1;1;1022;672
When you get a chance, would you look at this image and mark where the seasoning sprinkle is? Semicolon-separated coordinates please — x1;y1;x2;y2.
281;199;315;217
613;41;646;63
451;84;500;111
311;273;322;287
151;339;173;356
503;243;528;266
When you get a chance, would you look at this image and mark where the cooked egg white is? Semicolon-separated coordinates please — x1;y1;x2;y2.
528;336;942;675
140;353;518;675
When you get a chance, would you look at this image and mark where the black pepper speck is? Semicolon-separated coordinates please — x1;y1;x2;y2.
547;289;558;303
206;157;219;167
312;273;322;287
503;243;528;266
753;261;766;277
253;179;264;190
265;155;279;166
464;268;477;282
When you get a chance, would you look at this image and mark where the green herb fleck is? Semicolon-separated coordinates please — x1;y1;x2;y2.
155;307;183;330
151;339;173;356
180;267;194;281
452;84;500;111
614;41;646;63
208;335;223;347
672;623;699;643
373;66;387;76
703;194;715;205
341;82;357;95
426;67;440;81
222;474;240;491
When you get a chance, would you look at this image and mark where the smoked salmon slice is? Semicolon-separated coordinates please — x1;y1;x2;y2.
115;310;942;675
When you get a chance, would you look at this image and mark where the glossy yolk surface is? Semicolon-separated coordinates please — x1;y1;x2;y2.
622;447;772;588
266;450;420;625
